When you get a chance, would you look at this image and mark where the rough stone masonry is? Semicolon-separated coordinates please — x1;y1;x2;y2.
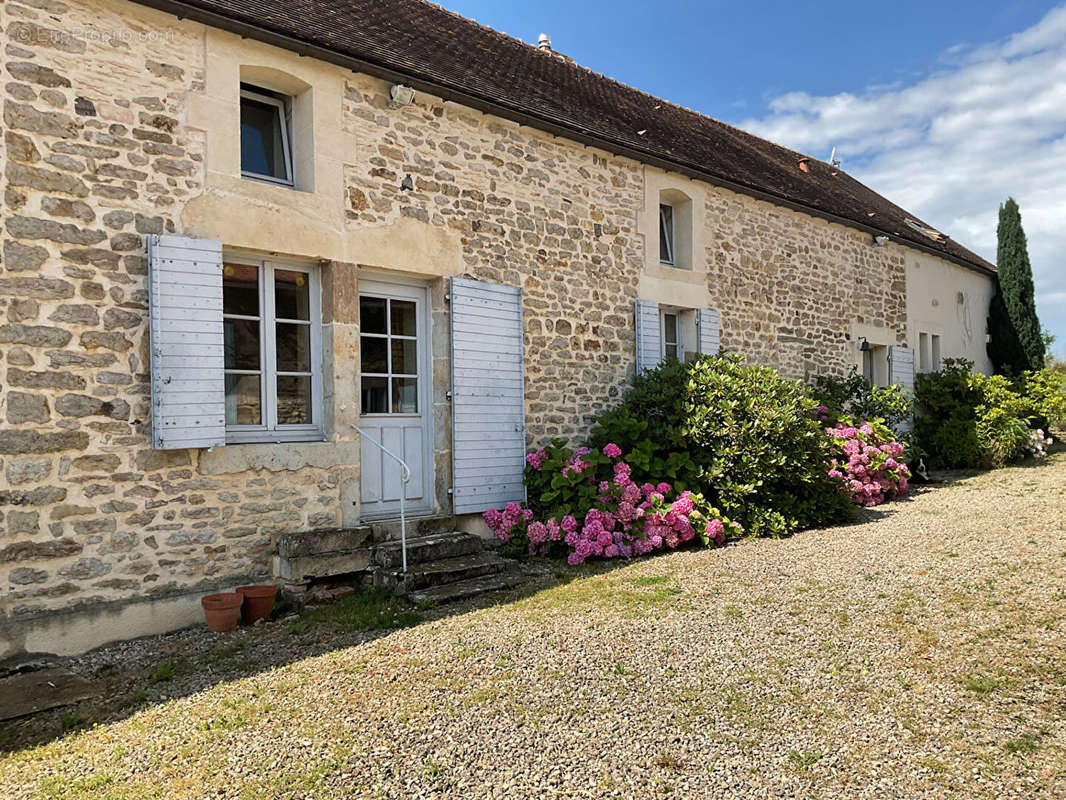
1;0;912;650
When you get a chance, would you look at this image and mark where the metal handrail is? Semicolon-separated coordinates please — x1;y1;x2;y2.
351;425;411;574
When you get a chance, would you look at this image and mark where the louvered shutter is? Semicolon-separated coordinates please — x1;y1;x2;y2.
696;308;721;355
148;234;225;450
888;345;915;392
450;277;526;514
635;299;661;374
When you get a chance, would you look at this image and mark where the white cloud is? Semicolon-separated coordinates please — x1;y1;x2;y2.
740;5;1066;354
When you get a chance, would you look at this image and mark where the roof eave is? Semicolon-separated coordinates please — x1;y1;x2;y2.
130;0;996;278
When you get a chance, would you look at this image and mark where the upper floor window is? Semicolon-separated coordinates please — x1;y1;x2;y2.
659;203;675;266
240;83;293;187
918;332;942;372
223;258;322;442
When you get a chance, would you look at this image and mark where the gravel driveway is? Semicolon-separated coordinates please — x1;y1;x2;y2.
2;453;1065;799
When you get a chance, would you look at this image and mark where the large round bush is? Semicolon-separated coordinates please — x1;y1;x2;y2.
591;354;853;537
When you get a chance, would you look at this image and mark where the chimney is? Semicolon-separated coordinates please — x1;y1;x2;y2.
537;33;552;51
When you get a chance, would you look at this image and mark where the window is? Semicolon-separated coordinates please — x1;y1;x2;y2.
359;295;420;414
240;84;293;186
659;203;675;265
661;310;680;360
918;332;942;372
862;344;889;386
223;258;321;442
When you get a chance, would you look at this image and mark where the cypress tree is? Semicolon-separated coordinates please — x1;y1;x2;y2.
988;198;1045;373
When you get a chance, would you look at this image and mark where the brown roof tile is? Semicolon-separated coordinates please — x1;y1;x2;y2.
136;0;994;273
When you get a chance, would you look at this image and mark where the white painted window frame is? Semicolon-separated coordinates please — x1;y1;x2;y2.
239;86;294;188
659;202;675;266
223;254;323;443
660;307;681;360
358;286;427;418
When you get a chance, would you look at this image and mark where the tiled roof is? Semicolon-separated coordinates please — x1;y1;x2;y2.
137;0;995;273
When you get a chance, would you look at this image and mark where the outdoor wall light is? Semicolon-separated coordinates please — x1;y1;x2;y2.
858;337;872;352
389;83;415;107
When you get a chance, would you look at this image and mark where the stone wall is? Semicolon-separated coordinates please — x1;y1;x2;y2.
1;0;946;653
0;0;345;643
703;187;908;381
341;76;644;442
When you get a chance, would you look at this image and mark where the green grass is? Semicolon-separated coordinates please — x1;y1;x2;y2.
788;749;823;773
285;588;421;635
961;674;1010;697
149;660;175;683
1004;729;1046;755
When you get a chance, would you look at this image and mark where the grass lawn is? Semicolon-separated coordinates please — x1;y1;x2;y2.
2;453;1065;798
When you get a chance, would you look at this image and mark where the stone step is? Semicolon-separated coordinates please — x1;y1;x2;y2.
374;531;483;570
407;572;526;607
365;514;458;543
393;552;515;590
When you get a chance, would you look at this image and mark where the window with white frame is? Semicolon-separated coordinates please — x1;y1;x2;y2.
661;309;680;360
918;331;942;372
359;295;420;414
659;203;675;266
223;258;322;442
240;83;293;186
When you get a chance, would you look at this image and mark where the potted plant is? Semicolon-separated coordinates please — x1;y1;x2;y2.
201;592;243;632
235;584;278;625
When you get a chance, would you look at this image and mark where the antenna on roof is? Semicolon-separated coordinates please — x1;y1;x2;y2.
829;146;841;169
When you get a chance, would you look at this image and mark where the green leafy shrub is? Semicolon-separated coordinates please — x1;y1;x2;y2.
587;358;699;491
522;439;609;522
914;359;981;468
973;373;1032;467
1018;368;1066;432
914;358;1053;469
590;354;853;537
811;369;913;431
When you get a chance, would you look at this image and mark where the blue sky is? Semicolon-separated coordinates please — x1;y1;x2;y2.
447;0;1066;355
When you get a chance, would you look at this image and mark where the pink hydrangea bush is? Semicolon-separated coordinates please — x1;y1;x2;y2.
825;419;910;507
485;443;742;564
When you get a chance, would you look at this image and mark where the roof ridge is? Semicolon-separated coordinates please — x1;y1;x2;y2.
414;0;826;164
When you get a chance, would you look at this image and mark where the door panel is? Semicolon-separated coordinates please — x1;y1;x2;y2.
358;281;433;519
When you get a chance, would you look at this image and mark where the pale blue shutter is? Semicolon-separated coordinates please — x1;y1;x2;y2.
634;299;660;374
148;234;225;450
450;277;526;514
888;345;915;392
696;308;720;355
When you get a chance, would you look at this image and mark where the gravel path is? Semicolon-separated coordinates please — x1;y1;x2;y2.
2;453;1065;799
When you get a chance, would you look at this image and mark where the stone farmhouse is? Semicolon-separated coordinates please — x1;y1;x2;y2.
0;0;996;657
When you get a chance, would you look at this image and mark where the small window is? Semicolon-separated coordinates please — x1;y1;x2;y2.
918;332;930;372
223;259;321;441
930;334;941;371
659;203;675;265
240;84;293;186
661;311;680;360
359;295;421;415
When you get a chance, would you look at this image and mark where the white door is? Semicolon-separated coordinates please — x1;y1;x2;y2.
358;280;433;519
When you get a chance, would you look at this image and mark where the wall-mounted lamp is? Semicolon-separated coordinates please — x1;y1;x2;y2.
873;234;889;247
389;83;415;107
857;336;872;352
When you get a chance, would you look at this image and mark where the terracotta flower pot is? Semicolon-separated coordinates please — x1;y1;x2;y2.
201;592;243;633
236;584;277;625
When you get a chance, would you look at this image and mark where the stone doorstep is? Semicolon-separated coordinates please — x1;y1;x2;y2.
382;551;515;591
275;528;483;585
373;531;483;570
406;572;526;607
274;515;459;559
